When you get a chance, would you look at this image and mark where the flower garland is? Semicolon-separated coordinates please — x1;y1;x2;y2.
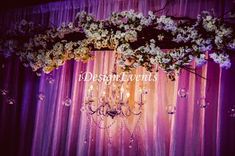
0;10;234;80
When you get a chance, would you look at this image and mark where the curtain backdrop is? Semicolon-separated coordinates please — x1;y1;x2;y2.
0;0;235;156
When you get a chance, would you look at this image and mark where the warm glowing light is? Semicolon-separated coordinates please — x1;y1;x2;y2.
120;85;124;92
89;85;93;91
126;92;130;98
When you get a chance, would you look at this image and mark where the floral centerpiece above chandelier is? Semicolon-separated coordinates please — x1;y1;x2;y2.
0;10;235;80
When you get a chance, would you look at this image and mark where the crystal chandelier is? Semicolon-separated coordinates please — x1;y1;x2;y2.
82;53;148;120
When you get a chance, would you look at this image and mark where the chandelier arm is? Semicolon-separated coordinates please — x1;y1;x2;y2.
97;104;105;116
91;115;116;129
99;103;112;116
87;103;98;114
129;103;143;115
120;105;132;117
130;110;142;115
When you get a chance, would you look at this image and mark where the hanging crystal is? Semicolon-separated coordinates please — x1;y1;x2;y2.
178;88;188;98
166;105;176;114
63;97;72;106
0;89;8;96
229;105;235;118
197;97;209;108
7;97;15;105
38;92;45;101
46;75;55;84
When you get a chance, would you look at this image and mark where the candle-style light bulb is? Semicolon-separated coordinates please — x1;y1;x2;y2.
138;88;143;103
121;85;124;92
126;92;131;102
89;85;93;91
120;85;124;101
88;85;94;98
102;91;107;102
126;92;130;98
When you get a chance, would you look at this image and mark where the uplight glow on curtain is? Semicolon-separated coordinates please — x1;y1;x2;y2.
28;51;216;156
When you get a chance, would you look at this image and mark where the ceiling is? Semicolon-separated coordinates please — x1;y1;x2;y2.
0;0;62;10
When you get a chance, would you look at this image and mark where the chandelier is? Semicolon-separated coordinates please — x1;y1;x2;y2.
82;53;148;120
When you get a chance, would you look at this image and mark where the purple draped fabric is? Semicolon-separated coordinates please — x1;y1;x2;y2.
0;0;235;156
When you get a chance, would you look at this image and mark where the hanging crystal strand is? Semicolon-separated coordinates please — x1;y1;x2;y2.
122;113;142;149
123;80;131;117
106;126;113;147
1;88;8;96
84;112;92;145
91;115;116;129
128;134;134;149
38;92;45;102
46;73;55;84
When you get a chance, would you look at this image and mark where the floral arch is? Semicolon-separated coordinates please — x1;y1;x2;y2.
0;10;234;80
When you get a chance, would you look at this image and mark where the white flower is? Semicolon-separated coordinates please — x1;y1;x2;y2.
118;59;125;66
137;55;143;62
228;40;235;49
133;62;140;68
137;13;143;19
95;41;102;49
124;25;130;30
157;16;176;31
195;54;207;66
57;59;64;66
20;20;27;26
150;39;155;43
90;23;98;30
162;58;171;63
150;57;157;64
209;53;231;69
199;44;212;52
101;29;108;37
124;30;137;42
148;11;156;20
68;22;73;29
140;18;151;26
205;15;212;21
158;34;164;41
168;64;176;70
125;49;134;55
215;36;222;44
220;60;231;69
136;25;142;31
86;16;92;21
93;32;101;40
203;21;216;31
